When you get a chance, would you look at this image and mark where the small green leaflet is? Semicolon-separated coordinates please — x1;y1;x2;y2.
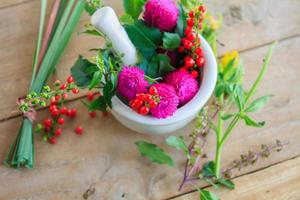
135;141;174;166
217;178;235;190
202;161;216;178
88;71;102;90
166;136;189;155
199;190;219;200
221;113;235;120
245;95;273;113
163;32;181;49
123;0;146;19
176;4;187;36
242;115;265;127
89;96;107;112
119;13;134;25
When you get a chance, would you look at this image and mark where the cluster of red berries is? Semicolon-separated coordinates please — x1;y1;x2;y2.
36;76;84;144
178;5;206;79
129;86;160;115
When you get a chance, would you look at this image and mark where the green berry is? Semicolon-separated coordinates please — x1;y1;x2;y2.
26;94;32;100
35;123;43;132
40;101;46;107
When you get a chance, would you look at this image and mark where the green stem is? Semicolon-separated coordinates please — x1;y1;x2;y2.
214;94;223;178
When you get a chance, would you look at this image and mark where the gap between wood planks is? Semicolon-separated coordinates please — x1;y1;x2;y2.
1;33;300;123
164;153;300;200
0;0;37;10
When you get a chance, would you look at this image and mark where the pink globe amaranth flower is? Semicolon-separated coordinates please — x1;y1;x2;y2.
143;0;179;32
117;66;149;100
164;70;199;105
150;83;179;119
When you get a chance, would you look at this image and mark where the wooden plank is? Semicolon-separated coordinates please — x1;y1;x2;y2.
0;0;33;9
0;36;299;199
173;156;300;200
0;0;300;121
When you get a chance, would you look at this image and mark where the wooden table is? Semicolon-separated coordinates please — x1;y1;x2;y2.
0;0;300;199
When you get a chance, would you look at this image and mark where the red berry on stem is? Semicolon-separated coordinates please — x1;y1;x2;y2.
136;93;145;101
183;40;193;50
189;11;195;18
198;5;206;13
89;111;97;118
178;46;184;53
62;93;68;99
87;92;94;101
148;100;158;108
195;47;203;56
149;86;158;95
184;27;192;36
143;94;152;102
51;109;60;117
72;88;79;94
57;117;65;125
68;108;77;118
43;118;52;128
75;126;83;135
179;67;187;72
67;76;74;83
187;18;194;27
138;106;150;115
187;32;196;41
60;83;67;90
191;70;199;78
131;99;143;109
184;56;195;68
196;57;205;67
55;95;60;101
50;97;57;105
60;107;68;115
54;128;62;136
49;105;57;112
49;137;57;144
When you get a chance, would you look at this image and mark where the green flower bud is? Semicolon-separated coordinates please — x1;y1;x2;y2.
32;99;40;105
39;101;46;107
43;85;51;92
31;92;38;97
43;135;48;142
26;94;32;100
35;123;43;133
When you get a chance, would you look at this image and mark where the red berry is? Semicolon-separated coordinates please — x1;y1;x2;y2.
191;70;199;78
184;27;192;36
178;46;185;53
187;32;196;41
189;11;195;18
183;40;193;50
196;57;205;67
131;99;143;109
72;88;79;94
149;86;158;95
138;106;150;115
54;128;62;136
148;100;158;108
50;97;57;105
198;5;206;13
89;111;97;118
62;93;68;99
179;67;187;72
136;93;145;101
49;137;57;144
195;47;203;56
43;118;52;128
60;107;68;115
143;94;152;102
49;105;57;112
68;109;77;118
67;76;74;83
55;95;60;101
87;92;94;101
184;56;195;68
51;109;60;117
75;126;83;135
187;18;194;27
102;112;109;117
60;83;67;90
54;80;61;86
57;117;65;125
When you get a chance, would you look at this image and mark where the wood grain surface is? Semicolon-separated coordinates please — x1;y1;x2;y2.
0;0;299;200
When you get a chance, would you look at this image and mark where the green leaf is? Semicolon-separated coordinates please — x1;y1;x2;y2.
221;113;235;120
217;178;235;190
123;0;146;19
215;82;225;97
234;85;245;111
89;96;107;112
71;56;98;87
88;70;102;90
124;23;156;53
103;81;115;108
82;29;103;37
84;0;103;16
135;20;162;45
166;136;189;155
199;190;220;200
119;13;134;25
163;32;181;49
242;115;265;127
135;141;174;166
245;95;273;113
176;4;187;36
202;161;216;178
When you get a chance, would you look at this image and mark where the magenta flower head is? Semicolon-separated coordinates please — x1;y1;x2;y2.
117;66;149;100
164;70;199;105
143;0;179;32
150;83;179;119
